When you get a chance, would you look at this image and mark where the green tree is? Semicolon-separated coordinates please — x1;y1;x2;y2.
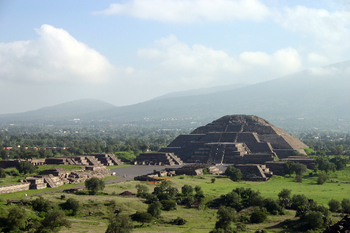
85;177;105;195
341;198;350;213
36;209;71;233
215;206;236;231
147;201;162;218
16;161;36;174
317;173;328;185
278;189;291;200
135;184;149;198
0;168;6;178
62;198;81;216
304;211;324;229
106;214;133;233
32;196;52;213
7;206;27;231
292;163;307;176
250;208;267;223
181;184;193;196
161;200;176;211
224;191;241;209
328;199;341;212
225;166;242;181
291;194;309;210
131;211;153;226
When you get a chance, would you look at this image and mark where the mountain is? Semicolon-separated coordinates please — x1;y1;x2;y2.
154;83;249;100
0;99;116;123
1;60;350;131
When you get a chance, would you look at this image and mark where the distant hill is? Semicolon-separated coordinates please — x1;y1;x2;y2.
0;99;116;123
1;60;350;131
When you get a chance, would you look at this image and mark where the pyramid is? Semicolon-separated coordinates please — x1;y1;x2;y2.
159;115;308;164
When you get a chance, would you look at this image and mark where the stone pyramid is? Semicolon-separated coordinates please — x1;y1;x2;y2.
159;115;308;164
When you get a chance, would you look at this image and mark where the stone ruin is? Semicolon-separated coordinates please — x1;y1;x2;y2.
0;165;112;194
134;164;222;181
133;152;183;165
0;153;124;169
234;164;273;181
159;115;314;180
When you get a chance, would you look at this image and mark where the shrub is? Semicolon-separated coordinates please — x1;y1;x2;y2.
16;161;36;174
211;178;216;183
32;196;52;213
85;177;105;195
341;198;350;213
181;184;194;196
147;201;162;218
62;198;81;216
215;206;237;231
263;198;284;215
225;166;242;181
161;200;176;211
250;208;267;223
304;211;324;229
294;174;302;183
106;215;133;233
7;206;27;231
291;194;309;210
317;173;328;185
173;217;187;225
131;211;153;226
278;189;291;200
135;184;149;197
0;168;6;178
328;199;341;212
37;209;71;232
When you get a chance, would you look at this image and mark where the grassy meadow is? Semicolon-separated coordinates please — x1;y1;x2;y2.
1;165;349;232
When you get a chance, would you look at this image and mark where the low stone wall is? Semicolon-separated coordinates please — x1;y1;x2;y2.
0;183;30;194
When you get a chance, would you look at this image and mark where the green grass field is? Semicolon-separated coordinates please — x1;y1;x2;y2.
1;166;349;232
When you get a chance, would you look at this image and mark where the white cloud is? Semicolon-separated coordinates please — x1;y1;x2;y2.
276;5;350;59
307;52;329;66
137;35;303;87
0;24;115;84
94;0;271;22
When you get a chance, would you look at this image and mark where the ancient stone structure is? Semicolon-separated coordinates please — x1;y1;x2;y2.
233;164;273;181
160;115;310;165
0;183;30;194
0;154;124;169
133;152;183;165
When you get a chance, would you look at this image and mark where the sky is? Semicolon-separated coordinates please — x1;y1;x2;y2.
1;0;350;114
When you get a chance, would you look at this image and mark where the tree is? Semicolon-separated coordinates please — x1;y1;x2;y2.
7;206;27;231
317;173;328;185
62;198;81;216
291;194;309;210
225;166;242;181
292;163;307;176
263;198;284;215
278;189;291;200
328;199;341;212
147;201;162;218
0;168;6;178
131;211;153;226
32;196;52;213
304;211;324;229
224;191;241;209
341;198;350;213
215;206;236;231
181;184;193;196
36;209;71;233
135;184;149;198
161;200;176;211
250;208;267;223
284;160;294;176
85;177;105;195
106;214;133;233
16;161;36;174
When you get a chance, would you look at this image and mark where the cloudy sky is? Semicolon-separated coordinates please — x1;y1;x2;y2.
1;0;350;114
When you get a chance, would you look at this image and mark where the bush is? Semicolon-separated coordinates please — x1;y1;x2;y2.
291;194;309;210
16;161;36;174
278;189;291;200
147;201;162;218
250;208;267;223
32;196;52;213
161;200;176;211
37;209;71;232
211;178;216;183
225;166;242;181
328;199;341;212
85;177;105;195
131;211;153;226
136;184;149;197
294;174;302;183
341;198;350;213
106;214;133;233
173;217;187;225
62;198;81;216
7;206;27;231
317;173;328;185
304;211;324;229
263;198;284;215
181;184;194;196
0;168;6;178
215;206;237;231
